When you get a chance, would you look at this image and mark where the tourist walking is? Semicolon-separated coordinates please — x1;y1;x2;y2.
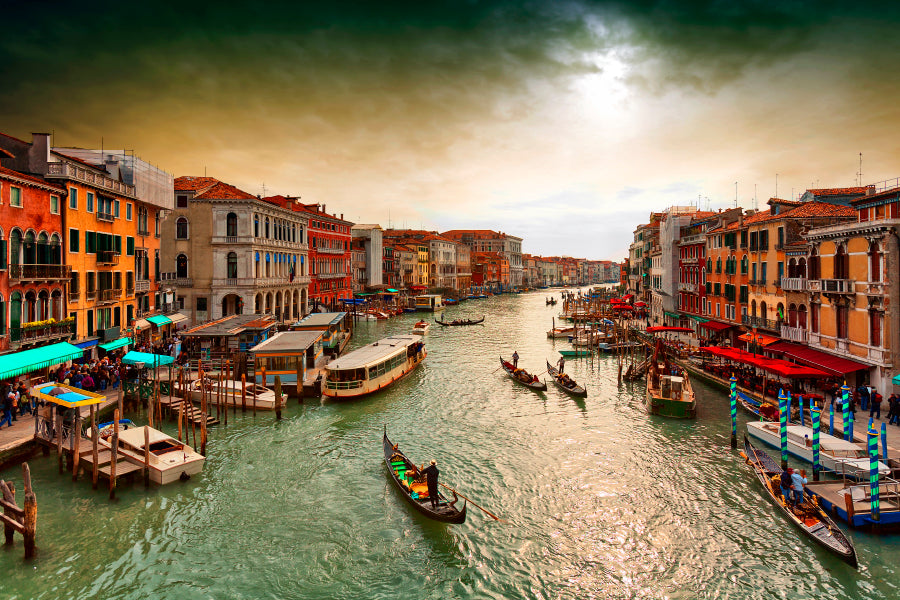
889;394;900;426
870;390;883;420
0;390;14;429
858;385;870;411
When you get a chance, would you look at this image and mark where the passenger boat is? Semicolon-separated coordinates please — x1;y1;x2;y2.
645;340;696;418
89;419;206;485
742;437;858;568
412;320;430;335
181;379;278;410
546;361;587;397
383;429;466;524
323;335;426;399
547;326;575;339
499;356;547;391
746;421;890;481
434;316;485;326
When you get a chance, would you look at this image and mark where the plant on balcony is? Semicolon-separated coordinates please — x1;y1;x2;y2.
20;316;75;331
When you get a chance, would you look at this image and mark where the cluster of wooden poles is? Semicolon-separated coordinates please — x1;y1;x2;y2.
1;464;37;559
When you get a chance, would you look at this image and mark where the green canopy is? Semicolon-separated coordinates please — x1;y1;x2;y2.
664;311;680;320
146;314;172;326
686;314;708;323
0;342;84;380
121;351;174;366
386;288;399;293
98;337;132;351
894;373;900;386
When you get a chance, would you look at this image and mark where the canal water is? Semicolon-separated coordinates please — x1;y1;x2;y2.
2;290;898;599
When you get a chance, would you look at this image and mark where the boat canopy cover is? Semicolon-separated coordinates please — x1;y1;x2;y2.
32;382;106;408
0;342;84;380
122;351;175;366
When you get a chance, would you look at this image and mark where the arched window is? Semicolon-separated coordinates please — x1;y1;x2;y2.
715;257;721;273
23;231;36;264
227;212;238;237
36;232;49;264
24;290;36;322
788;303;797;327
176;217;189;239
51;289;62;320
9;292;22;341
50;233;61;265
750;299;757;317
798;304;808;329
869;241;881;282
227;252;238;278
797;257;807;279
834;244;849;279
176;254;188;278
740;255;748;274
760;301;767;319
38;290;49;320
0;293;5;336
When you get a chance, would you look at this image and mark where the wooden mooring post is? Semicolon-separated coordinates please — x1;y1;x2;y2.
241;373;247;412
144;426;151;487
0;463;38;559
91;404;99;490
296;362;303;400
109;410;120;500
274;376;283;421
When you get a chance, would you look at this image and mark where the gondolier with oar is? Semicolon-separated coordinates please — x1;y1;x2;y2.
557;355;565;374
421;460;440;508
512;350;519;368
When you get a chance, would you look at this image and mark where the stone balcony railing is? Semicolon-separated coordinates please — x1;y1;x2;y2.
820;278;855;294
46;161;135;196
100;288;123;302
7;264;72;282
682;257;699;265
174;278;193;287
96;211;116;223
135;279;151;293
9;321;74;344
865;281;887;296
678;282;697;293
314;246;345;255
742;315;782;331
780;324;808;343
317;272;348;279
780;277;807;292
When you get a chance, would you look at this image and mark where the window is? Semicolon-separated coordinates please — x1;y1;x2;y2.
836;304;849;339
197;297;207;312
227;252;238;278
114;200;120;218
69;228;80;253
86;192;94;213
777;227;784;248
69;187;78;209
85;231;95;254
254;214;260;237
9;186;22;207
265;217;270;238
126;236;135;256
869;242;881;282
176;195;188;208
834;245;849;279
176;217;189;239
227;212;238;237
176;254;188;278
777;261;784;284
126;203;133;221
870;310;882;347
50;194;59;214
761;262;767;283
155;211;161;236
740;255;748;274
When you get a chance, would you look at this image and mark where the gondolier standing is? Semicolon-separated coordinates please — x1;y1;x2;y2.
557;356;565;374
512;351;519;368
421;460;440;508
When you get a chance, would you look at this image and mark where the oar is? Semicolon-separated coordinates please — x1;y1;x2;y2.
439;482;504;522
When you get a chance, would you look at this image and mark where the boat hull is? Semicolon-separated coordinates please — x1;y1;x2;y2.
499;357;547;391
323;352;426;400
546;361;587;397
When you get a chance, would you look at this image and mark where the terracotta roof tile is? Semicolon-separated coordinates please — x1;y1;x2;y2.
174;176;220;192
850;187;900;205
194;181;256;200
0;165;66;191
781;201;855;218
805;187;869;197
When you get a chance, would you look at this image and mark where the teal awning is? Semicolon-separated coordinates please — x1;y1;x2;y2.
686;314;708;323
894;373;900;385
146;315;172;326
664;311;680;319
386;288;399;293
121;351;174;366
99;337;132;351
0;342;84;380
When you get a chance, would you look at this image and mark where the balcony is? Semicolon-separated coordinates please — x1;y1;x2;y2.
820;279;854;294
99;288;123;302
682;257;698;265
742;315;782;331
135;279;151;293
68;291;80;302
318;272;347;279
315;247;345;255
137;227;151;236
807;279;821;292
865;281;886;296
9;320;75;345
174;278;193;287
97;250;120;265
748;279;766;286
780;277;807;292
780;324;808;343
46;161;135;196
85;290;97;301
678;282;696;293
96;211;115;223
7;264;72;282
212;235;252;245
869;347;886;363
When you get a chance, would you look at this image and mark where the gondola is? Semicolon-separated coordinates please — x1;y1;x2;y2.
546;298;557;305
434;316;485;326
383;429;467;524
499;356;547;391
742;436;858;568
546;360;587;397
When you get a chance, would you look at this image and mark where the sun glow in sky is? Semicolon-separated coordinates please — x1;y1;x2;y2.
2;1;900;260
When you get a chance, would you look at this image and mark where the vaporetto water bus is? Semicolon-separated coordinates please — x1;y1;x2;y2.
323;335;426;399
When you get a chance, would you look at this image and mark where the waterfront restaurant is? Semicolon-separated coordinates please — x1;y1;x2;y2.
249;330;325;386
290;311;351;356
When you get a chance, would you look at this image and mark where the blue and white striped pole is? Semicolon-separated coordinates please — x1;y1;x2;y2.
830;402;835;436
849;409;855;442
811;406;822;481
882;422;889;462
799;395;805;427
779;388;789;471
869;427;881;521
730;374;737;449
841;382;851;441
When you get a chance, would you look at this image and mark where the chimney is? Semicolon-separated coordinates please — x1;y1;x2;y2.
31;132;51;171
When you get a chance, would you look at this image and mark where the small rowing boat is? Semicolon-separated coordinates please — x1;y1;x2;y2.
558;349;591;358
499;356;547;391
383;429;466;523
412;320;429;335
547;326;575;339
742;436;858;568
435;316;485;326
546;360;587;397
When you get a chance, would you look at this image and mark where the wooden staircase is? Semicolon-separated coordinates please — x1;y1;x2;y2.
160;396;220;428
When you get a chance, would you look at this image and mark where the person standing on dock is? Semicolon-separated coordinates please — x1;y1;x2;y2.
421;460;440;508
512;351;519;368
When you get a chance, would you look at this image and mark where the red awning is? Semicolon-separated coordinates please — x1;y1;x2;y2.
623;293;634;299
767;341;869;376
738;332;780;346
698;320;731;332
612;305;634;311
701;346;830;378
647;326;693;333
634;301;648;307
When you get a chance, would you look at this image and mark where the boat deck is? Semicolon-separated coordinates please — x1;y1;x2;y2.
806;478;900;529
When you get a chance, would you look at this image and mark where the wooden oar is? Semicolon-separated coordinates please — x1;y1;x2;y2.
439;482;504;522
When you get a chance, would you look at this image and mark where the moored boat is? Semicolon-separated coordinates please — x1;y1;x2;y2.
645;341;696;418
181;379;278;410
412;320;429;335
558;349;591;357
383;429;466;523
499;356;547;391
742;436;858;568
746;421;890;481
547;326;575;339
434;316;485;326
546;360;587;397
323;335;426;399
89;420;206;485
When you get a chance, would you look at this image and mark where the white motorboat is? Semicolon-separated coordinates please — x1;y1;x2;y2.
412;321;429;335
547;326;574;339
747;421;890;480
182;379;278;410
91;420;205;485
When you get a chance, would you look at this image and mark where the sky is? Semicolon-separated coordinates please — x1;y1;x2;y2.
2;1;900;261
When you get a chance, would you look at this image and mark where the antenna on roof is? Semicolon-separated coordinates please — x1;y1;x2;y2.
775;173;778;198
734;182;738;208
262;182;267;197
857;152;863;185
754;184;758;211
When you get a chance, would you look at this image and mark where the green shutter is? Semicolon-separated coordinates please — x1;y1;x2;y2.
70;229;79;253
0;239;6;270
85;231;94;253
115;235;122;254
0;299;5;334
126;236;135;256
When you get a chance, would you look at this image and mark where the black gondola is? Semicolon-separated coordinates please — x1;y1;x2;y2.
434;316;485;326
742;436;858;568
546;298;557;305
546;360;587;397
383;429;467;524
499;356;547;391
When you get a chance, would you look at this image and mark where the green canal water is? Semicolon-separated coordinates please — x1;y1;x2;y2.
2;290;898;599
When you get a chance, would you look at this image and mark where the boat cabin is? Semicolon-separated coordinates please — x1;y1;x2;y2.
414;294;444;312
250;330;326;386
659;375;685;401
290;311;352;356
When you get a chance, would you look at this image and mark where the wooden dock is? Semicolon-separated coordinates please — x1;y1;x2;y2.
158;395;220;428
